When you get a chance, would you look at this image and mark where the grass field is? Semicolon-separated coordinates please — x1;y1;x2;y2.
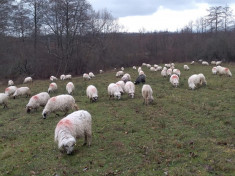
0;62;234;176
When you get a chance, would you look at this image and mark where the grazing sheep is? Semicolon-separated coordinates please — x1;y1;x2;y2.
65;74;72;80
26;92;50;113
188;73;207;90
0;93;8;108
134;74;146;85
167;68;173;76
216;61;222;66
161;67;167;77
173;69;181;76
191;61;195;65
184;65;190;70
54;110;92;154
154;64;158;68
142;84;154;105
83;73;91;80
42;94;78;119
48;82;58;93
108;83;121;100
8;80;14;86
212;67;217;74
198;59;203;62
60;74;65;80
13;87;31;99
142;63;147;66
165;64;171;68
124;81;135;98
121;73;131;83
139;70;145;76
116;81;125;94
5;86;17;96
116;71;124;77
121;67;124;71
150;67;156;71
170;74;179;87
216;66;232;76
66;82;75;95
138;67;142;73
202;61;209;65
99;70;103;74
23;77;33;84
86;85;98;102
146;64;151;68
89;72;95;78
211;61;216;65
133;66;136;69
156;66;162;71
50;76;57;82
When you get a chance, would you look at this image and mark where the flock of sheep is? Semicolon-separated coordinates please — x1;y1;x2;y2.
0;60;232;154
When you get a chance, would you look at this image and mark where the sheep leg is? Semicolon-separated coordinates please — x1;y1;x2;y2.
83;132;92;147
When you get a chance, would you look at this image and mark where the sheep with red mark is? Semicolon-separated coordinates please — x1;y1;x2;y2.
188;73;207;90
116;80;125;94
5;86;17;96
23;77;33;84
13;87;31;99
142;84;154;105
42;94;78;119
86;85;98;102
121;73;131;83
26;92;50;113
83;73;91;80
170;74;179;87
116;71;124;77
0;93;8;108
124;81;135;98
173;69;181;76
50;76;57;82
55;110;92;154
48;82;58;93
216;66;232;76
212;67;217;74
8;80;14;86
66;82;75;95
108;83;121;100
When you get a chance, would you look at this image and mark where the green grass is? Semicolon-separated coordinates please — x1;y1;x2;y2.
0;62;235;176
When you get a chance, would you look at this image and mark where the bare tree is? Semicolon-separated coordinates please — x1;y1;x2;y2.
0;0;14;35
222;5;234;31
206;6;224;33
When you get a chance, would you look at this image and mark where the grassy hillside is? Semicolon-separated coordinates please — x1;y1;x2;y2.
0;63;234;176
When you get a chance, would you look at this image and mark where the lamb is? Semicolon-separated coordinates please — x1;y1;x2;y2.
48;82;58;93
161;67;167;77
60;74;65;80
142;84;154;105
216;61;222;66
0;93;8;108
13;87;31;99
83;73;91;80
124;81;135;98
108;83;121;100
173;69;181;76
5;86;17;96
170;74;179;87
65;74;72;80
88;72;95;78
8;80;14;86
216;66;232;76
54;110;92;154
26;92;50;113
116;71;124;77
202;61;209;65
134;74;146;85
116;81;125;94
42;94;78;119
23;77;33;84
66;82;75;95
188;73;207;90
212;67;217;74
50;76;57;82
184;65;190;70
86;85;98;102
121;73;131;83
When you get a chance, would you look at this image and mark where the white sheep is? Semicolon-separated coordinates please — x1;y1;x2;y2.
121;67;124;71
124;81;135;98
116;81;125;94
216;66;232;76
54;110;92;154
156;66;162;71
26;92;50;113
99;70;103;74
116;71;124;77
184;65;190;70
167;68;172;76
170;74;179;87
48;82;58;93
0;93;8;108
65;74;72;80
150;67;156;71
50;76;57;82
191;61;195;65
42;94;78;119
23;77;33;84
108;83;121;100
133;66;136;69
88;72;95;78
8;80;14;86
202;61;209;65
83;73;91;80
66;82;75;95
211;61;216;65
13;87;31;99
142;84;154;105
161;67;167;77
212;67;217;74
146;64;151;68
86;85;98;102
139;70;145;76
142;63;147;66
165;64;171;68
60;74;65;80
173;69;181;76
216;61;222;66
138;67;142;73
5;86;17;96
188;73;207;90
154;64;158;68
121;73;131;83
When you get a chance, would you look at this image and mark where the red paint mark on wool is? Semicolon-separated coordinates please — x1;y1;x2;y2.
51;97;56;102
5;88;9;91
92;88;96;93
172;75;178;79
58;119;72;127
225;68;229;71
33;96;39;100
50;84;54;87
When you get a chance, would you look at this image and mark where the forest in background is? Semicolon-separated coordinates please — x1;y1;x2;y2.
0;0;235;81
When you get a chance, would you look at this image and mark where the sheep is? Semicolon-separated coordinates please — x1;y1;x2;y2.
142;84;154;105
150;67;156;71
116;71;124;77
54;110;92;154
60;74;65;80
170;74;179;87
216;66;232;76
86;85;98;102
26;92;50;113
13;87;31;99
167;68;173;76
124;81;135;98
116;80;125;94
83;73;91;80
133;66;136;70
134;74;146;85
0;93;8;108
50;76;57;82
139;70;145;76
211;61;216;65
161;67;167;77
89;72;95;78
138;67;142;73
48;82;58;93
156;66;162;71
121;67;124;71
188;73;207;90
65;74;72;80
216;61;222;66
146;64;151;68
99;70;103;74
121;73;131;83
5;86;17;96
42;94;78;119
190;61;195;65
184;65;190;70
165;64;171;68
198;59;203;62
23;77;33;84
108;83;121;100
154;64;158;68
212;67;217;74
202;61;209;65
173;69;181;76
142;63;147;66
66;82;75;95
8;80;14;86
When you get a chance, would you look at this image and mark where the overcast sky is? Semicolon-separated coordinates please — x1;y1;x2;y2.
88;0;235;32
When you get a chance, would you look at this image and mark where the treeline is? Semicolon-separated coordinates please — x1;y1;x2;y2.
0;1;235;81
